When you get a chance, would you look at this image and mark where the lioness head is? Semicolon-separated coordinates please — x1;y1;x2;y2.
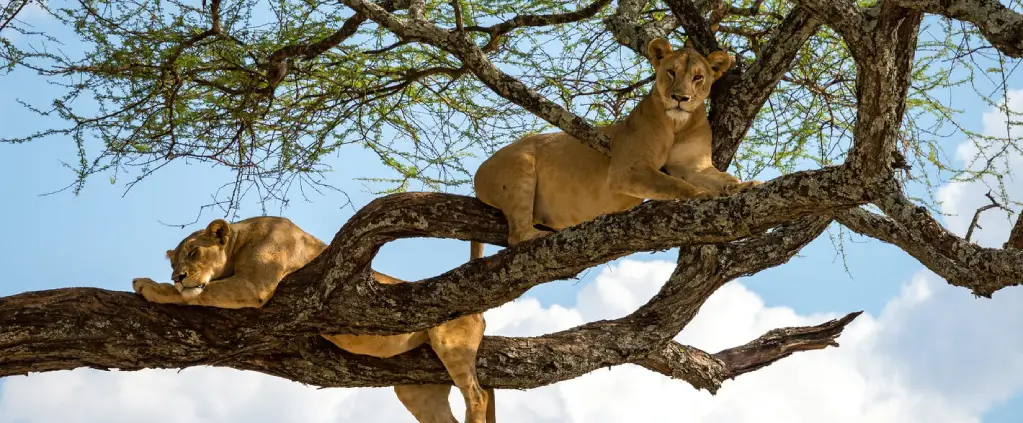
165;219;232;298
647;37;733;121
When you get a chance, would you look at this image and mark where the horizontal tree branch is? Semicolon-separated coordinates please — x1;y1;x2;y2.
0;206;854;393
890;0;1023;57
0;290;856;393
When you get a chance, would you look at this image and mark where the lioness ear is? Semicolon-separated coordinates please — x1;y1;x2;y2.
205;219;231;245
706;50;734;79
165;250;175;260
647;38;673;67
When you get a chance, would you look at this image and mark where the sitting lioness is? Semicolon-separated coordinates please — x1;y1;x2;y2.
473;37;759;249
132;216;495;423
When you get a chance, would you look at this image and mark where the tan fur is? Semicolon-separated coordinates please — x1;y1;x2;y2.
472;38;759;248
132;216;494;423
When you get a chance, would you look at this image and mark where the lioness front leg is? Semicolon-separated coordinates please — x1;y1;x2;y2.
666;165;760;196
608;165;714;200
182;275;281;309
132;275;278;309
132;278;185;304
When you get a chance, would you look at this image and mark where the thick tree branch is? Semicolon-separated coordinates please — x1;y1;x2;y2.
627;217;833;343
0;166;871;378
1006;214;1023;249
605;0;680;55
0;208;853;394
791;0;871;60
835;189;1023;297
341;0;613;155
844;4;922;179
664;0;720;52
0;288;855;393
288;166;870;334
890;0;1023;57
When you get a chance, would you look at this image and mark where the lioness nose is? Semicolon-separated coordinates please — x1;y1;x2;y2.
173;273;187;283
672;94;691;103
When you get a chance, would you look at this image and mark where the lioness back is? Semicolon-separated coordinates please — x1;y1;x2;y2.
226;216;328;276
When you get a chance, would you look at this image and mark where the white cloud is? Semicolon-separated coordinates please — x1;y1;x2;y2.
937;88;1023;248
4;258;1023;423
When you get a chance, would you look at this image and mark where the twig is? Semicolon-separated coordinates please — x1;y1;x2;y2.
450;0;463;32
965;190;1010;242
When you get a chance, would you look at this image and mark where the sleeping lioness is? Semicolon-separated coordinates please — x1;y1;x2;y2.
472;37;759;250
132;216;494;423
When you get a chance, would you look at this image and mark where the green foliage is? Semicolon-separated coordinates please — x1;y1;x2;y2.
0;0;1020;213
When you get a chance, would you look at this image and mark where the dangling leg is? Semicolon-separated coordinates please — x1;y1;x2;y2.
427;313;488;423
394;384;458;423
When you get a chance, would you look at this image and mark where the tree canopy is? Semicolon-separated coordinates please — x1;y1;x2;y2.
1;0;1022;415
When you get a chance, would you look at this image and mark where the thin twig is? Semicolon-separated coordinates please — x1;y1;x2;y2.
965;190;1010;242
450;0;463;32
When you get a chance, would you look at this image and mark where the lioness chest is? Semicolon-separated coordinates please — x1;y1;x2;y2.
532;133;647;230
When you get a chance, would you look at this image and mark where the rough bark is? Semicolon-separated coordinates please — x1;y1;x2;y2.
665;0;721;52
0;215;853;393
1006;214;1023;250
836;187;1023;297
844;4;922;179
792;0;871;60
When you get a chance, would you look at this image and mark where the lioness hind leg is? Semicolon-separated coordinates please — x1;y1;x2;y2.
394;385;457;423
474;149;544;246
427;313;488;423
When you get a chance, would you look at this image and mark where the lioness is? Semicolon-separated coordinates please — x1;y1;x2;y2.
473;38;759;249
132;217;495;423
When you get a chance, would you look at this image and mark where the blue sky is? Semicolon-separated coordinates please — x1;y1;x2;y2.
1;4;1022;423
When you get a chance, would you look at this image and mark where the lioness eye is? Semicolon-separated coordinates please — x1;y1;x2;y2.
666;69;675;78
693;74;704;82
188;249;197;258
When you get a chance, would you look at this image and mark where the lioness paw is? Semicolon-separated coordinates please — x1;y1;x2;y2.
724;180;761;195
132;277;157;294
691;188;715;200
132;278;181;303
